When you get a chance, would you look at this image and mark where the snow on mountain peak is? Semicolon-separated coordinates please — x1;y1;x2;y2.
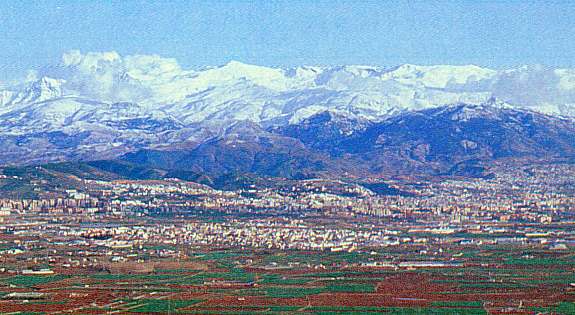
206;60;292;90
2;50;575;135
34;76;64;91
223;60;252;68
1;51;575;167
123;54;183;81
383;64;497;89
1;76;65;107
29;77;64;100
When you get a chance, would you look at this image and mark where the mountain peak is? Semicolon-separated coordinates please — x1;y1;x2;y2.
224;60;250;67
302;110;364;125
33;76;64;90
220;60;274;73
188;60;290;91
29;76;64;98
7;76;65;106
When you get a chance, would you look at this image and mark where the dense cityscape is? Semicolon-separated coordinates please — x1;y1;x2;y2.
1;161;574;314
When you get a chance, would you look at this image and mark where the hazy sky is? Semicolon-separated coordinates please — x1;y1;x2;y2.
1;1;575;79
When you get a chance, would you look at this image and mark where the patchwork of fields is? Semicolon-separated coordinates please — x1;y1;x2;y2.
1;245;574;314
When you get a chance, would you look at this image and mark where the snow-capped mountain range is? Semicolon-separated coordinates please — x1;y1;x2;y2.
1;50;575;165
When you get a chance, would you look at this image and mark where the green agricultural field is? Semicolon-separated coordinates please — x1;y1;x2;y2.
259;274;312;285
3;275;69;287
1;243;573;314
504;256;575;266
195;251;245;261
154;268;203;273
528;302;575;314
308;306;488;314
127;299;202;313
185;271;255;283
183;305;303;313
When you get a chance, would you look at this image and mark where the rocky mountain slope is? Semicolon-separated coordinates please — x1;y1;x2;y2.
1;51;575;167
115;103;575;181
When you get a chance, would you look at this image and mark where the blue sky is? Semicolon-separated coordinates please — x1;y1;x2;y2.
1;1;575;79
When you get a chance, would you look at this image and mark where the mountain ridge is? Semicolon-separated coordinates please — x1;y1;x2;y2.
2;51;575;167
116;103;575;181
2;103;573;190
